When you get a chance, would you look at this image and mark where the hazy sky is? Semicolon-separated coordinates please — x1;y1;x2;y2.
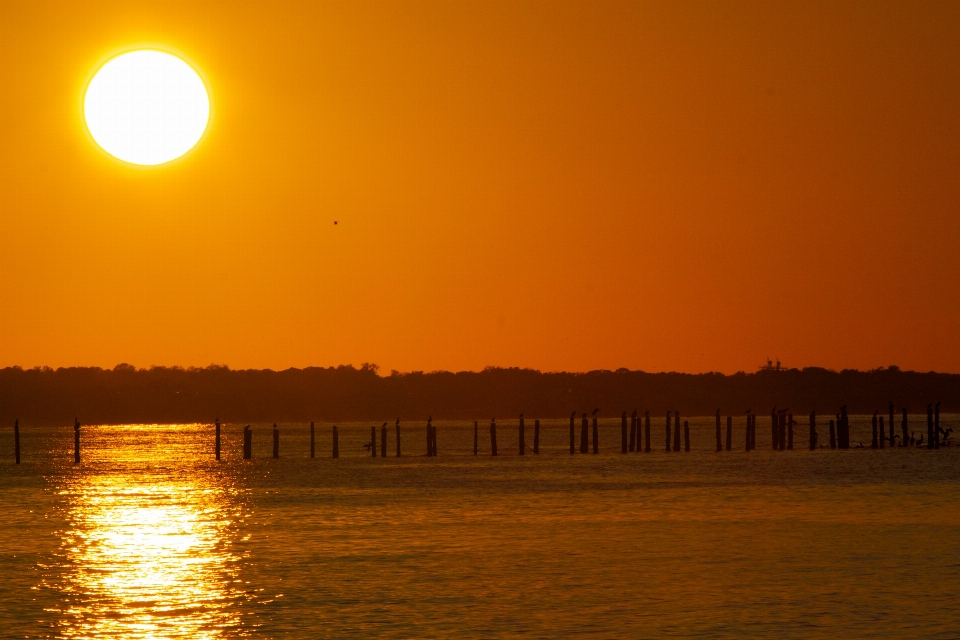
1;1;958;373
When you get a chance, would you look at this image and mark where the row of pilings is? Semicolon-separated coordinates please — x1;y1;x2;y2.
5;403;949;462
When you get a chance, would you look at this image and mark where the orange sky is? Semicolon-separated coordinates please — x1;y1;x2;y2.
1;1;958;374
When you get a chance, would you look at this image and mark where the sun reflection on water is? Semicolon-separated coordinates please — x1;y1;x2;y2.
43;425;250;638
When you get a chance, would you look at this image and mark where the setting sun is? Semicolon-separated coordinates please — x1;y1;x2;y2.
83;50;209;166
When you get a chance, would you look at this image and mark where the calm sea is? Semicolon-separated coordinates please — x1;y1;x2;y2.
0;416;958;638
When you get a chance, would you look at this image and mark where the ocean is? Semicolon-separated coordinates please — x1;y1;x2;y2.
1;416;958;638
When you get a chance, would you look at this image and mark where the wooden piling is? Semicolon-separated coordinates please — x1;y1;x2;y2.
725;416;732;451
829;419;836;449
684;420;690;452
570;411;576;454
396;419;402;457
673;412;681;452
310;421;315;459
74;418;80;464
878;417;884;449
665;411;672;452
871;412;878;449
622;411;628;454
243;425;252;459
490;418;498;456
809;411;817;450
14;419;20;465
382;422;388;458
839;406;850;449
215;418;221;461
629;410;637;452
935;402;940;449
715;410;722;452
534;419;540;454
426;418;432;457
644;411;651;452
474;420;479;456
333;426;339;458
519;414;525;456
787;414;793;450
580;414;589;454
592;410;599;454
273;423;280;458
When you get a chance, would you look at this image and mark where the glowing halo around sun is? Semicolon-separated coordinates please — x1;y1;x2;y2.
84;50;210;166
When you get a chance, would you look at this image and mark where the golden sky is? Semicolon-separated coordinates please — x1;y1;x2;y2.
1;1;958;373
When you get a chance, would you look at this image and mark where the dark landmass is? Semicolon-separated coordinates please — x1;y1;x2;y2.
1;363;957;425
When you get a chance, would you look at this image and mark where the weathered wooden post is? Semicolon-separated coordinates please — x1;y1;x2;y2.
878;416;884;449
474;420;478;456
673;411;681;452
14;419;20;465
490;418;498;456
715;410;722;452
519;413;525;456
665;411;672;452
927;404;934;449
592;409;599;454
273;424;280;458
310;421;315;459
787;413;793;450
901;408;908;448
534;419;540;454
243;425;252;459
644;411;651;452
332;426;339;458
215;418;221;461
809;411;817;450
74;418;81;464
725;415;732;451
629;410;637;452
839;406;850;449
935;401;940;449
396;419;402;457
426;418;432;457
871;412;878;449
621;411;628;453
580;413;589;454
684;420;690;452
570;411;576;454
381;422;388;457
829;419;836;449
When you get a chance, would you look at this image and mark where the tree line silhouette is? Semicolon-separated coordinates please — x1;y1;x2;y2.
0;363;956;425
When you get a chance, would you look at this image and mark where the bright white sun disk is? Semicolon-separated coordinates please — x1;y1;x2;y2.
84;50;210;165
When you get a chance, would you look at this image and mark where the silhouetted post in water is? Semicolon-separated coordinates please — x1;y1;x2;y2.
273;424;280;458
829;420;836;449
519;413;525;456
426;418;432;457
592;409;599;454
935;402;940;449
310;421;315;459
878;417;884;449
14;419;20;464
332;426;339;458
750;414;757;450
629;410;637;452
243;425;252;459
715;410;722;452
490;418;498;456
927;405;934;450
581;413;589;454
809;412;817;450
534;419;540;454
787;414;794;450
622;411;628;453
474;421;478;456
901;408;908;448
726;416;732;451
644;411;651;452
665;411;672;452
215;418;221;461
381;422;388;458
871;412;878;449
396;419;402;457
74;418;80;464
570;411;576;454
673;412;681;452
684;421;690;452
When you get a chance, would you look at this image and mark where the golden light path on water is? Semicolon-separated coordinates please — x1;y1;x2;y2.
43;425;248;639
